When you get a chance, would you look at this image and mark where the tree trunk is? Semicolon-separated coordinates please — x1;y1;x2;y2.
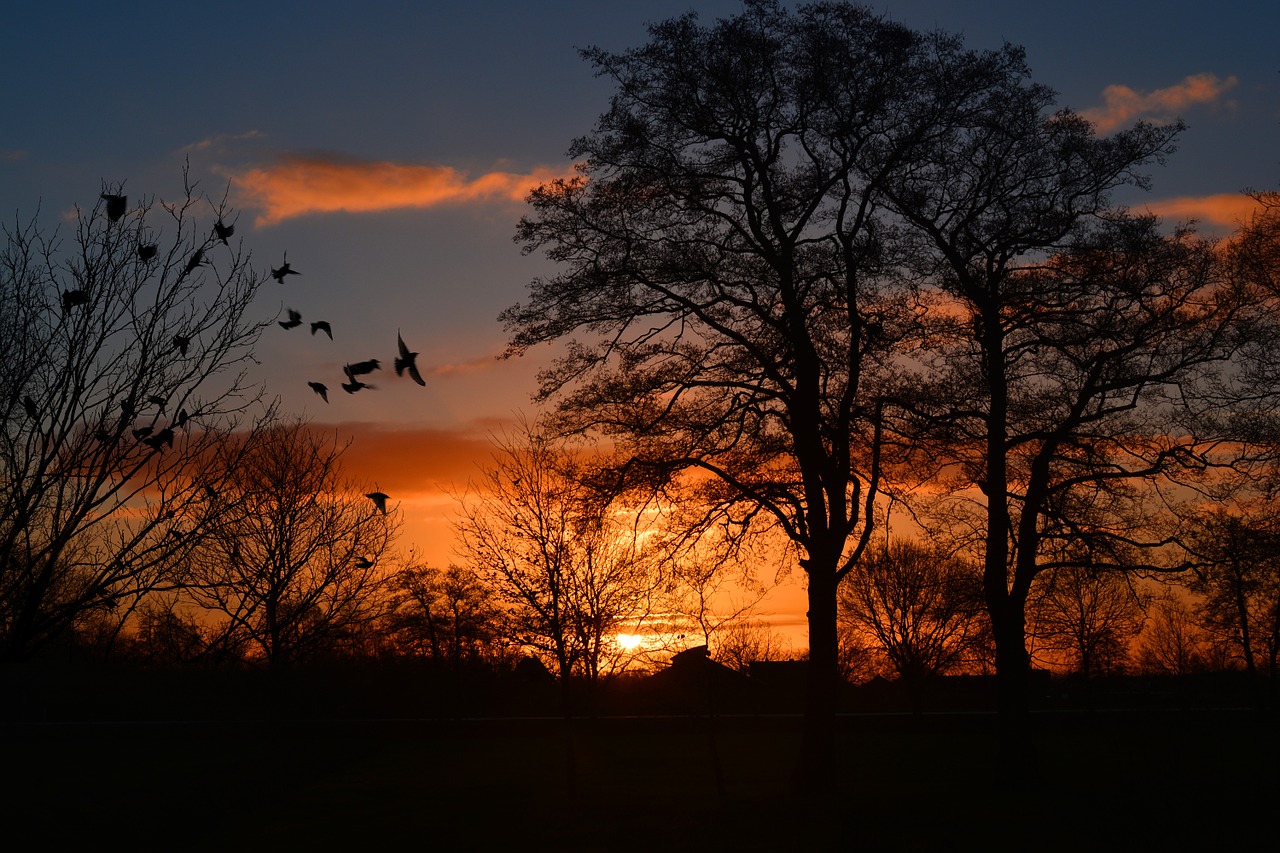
793;562;840;792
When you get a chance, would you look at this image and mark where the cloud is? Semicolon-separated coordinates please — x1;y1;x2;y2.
314;421;500;495
1143;193;1262;229
184;130;265;152
230;154;571;226
1082;73;1238;133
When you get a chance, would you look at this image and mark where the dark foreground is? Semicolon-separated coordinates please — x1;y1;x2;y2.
5;706;1275;851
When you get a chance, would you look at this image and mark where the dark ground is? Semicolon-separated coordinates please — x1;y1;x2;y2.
3;667;1275;851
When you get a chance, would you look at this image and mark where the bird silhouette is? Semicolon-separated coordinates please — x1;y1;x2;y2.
271;255;300;283
101;193;127;222
173;334;190;355
345;359;381;378
132;426;153;439
22;395;38;421
61;289;89;311
354;556;374;569
342;378;373;394
138;243;158;262
144;427;175;451
310;321;332;339
365;492;390;514
184;248;204;275
147;395;167;412
395;330;426;386
308;381;329;403
176;409;189;429
279;308;303;330
213;220;234;245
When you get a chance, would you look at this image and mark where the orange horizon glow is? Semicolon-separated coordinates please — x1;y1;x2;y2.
231;154;575;226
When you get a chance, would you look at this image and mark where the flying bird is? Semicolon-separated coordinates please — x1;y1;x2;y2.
147;395;167;411
308;381;329;403
132;426;153;440
310;320;332;339
101;193;127;222
184;248;204;275
395;330;426;386
279;308;303;330
213;220;234;245
271;256;300;283
173;334;190;356
365;492;390;514
344;359;381;378
354;557;374;569
138;243;158;262
342;378;373;394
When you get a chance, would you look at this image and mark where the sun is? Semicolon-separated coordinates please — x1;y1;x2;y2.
614;633;646;651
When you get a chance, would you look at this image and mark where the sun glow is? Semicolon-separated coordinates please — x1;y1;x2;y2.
614;633;646;651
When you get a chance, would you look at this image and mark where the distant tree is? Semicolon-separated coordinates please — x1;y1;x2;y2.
454;418;661;688
385;562;506;667
1133;592;1213;677
1182;508;1280;680
1028;566;1148;677
837;540;986;683
0;173;270;660
188;420;398;667
714;618;794;674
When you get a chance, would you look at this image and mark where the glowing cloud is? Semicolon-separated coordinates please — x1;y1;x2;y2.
232;154;571;226
1143;193;1262;229
1082;73;1237;133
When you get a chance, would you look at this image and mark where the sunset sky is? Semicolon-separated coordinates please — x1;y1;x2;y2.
3;1;1276;641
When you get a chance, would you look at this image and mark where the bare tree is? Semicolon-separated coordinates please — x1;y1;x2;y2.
0;173;270;660
1133;592;1214;677
1028;566;1148;677
385;562;506;668
188;420;398;667
837;540;987;682
454;417;661;688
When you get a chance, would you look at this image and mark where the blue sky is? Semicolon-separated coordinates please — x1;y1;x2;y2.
3;1;1276;621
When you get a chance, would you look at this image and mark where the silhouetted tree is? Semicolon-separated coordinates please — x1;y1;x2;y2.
888;110;1267;712
0;173;270;660
504;1;940;775
455;418;662;690
1183;508;1280;680
188;420;398;667
837;540;987;683
385;562;505;667
1133;591;1214;676
1028;565;1147;677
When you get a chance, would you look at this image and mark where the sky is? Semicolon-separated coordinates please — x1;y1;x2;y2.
3;1;1277;642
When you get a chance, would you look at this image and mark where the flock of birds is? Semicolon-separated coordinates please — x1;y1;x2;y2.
83;193;404;520
268;253;426;407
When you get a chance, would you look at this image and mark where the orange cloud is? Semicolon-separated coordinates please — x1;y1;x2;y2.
231;154;571;226
1143;193;1262;229
1082;73;1237;133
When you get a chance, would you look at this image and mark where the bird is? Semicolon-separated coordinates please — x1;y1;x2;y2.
138;243;158;262
342;378;372;394
308;381;329;403
310;320;332;339
61;289;89;311
147;395;167;411
183;248;204;275
101;193;127;222
271;255;300;283
395;330;426;386
173;334;190;356
132;426;153;439
279;308;303;330
354;557;374;569
365;492;390;514
213;220;234;245
344;359;381;378
22;395;38;420
144;427;175;451
176;409;189;429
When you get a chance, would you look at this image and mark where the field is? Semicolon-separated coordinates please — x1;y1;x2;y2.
6;705;1275;851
